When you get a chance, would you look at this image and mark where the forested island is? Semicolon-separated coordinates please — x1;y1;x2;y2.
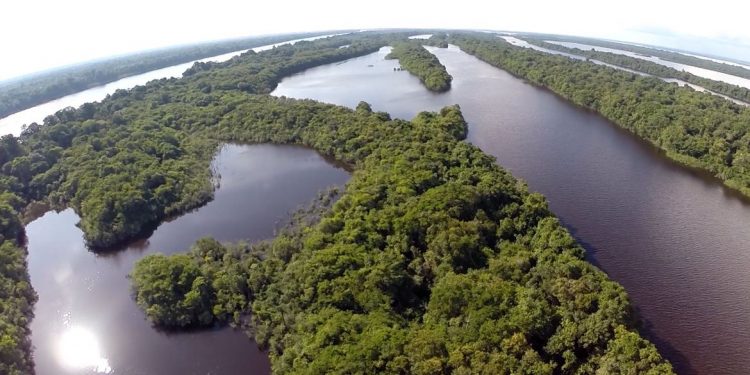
386;41;452;92
0;33;387;374
130;98;672;373
522;33;750;80
0;31;674;373
446;32;750;198
522;38;750;104
0;31;334;119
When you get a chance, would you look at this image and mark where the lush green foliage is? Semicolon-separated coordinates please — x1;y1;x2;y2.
525;33;750;80
524;38;750;104
450;32;750;197
132;99;670;373
0;193;36;375
0;31;331;119
0;33;392;370
3;33;389;248
1;30;674;373
132;238;256;327
387;41;452;92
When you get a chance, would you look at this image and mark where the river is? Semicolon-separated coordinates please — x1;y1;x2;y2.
546;40;750;89
272;45;750;374
499;36;749;106
26;144;350;374
0;34;342;137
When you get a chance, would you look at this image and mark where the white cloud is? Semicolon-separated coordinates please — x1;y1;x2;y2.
1;0;749;81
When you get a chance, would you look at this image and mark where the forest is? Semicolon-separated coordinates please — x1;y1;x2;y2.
0;32;389;374
386;41;452;92
523;33;750;80
131;98;672;373
0;31;331;119
0;31;672;373
446;32;750;198
522;38;750;104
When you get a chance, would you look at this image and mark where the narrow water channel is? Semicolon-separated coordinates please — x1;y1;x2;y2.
500;36;749;106
26;144;350;374
545;40;750;89
273;45;750;374
0;34;342;137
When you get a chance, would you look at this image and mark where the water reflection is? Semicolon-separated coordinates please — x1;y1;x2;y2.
0;34;345;136
27;144;350;374
545;40;750;89
57;326;111;373
500;36;748;106
271;44;750;374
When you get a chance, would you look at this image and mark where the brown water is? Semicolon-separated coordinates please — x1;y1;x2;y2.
26;144;350;374
273;45;750;374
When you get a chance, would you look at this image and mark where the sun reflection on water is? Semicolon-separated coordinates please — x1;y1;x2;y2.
57;325;112;373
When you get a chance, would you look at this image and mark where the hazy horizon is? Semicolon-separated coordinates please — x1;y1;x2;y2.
2;0;749;81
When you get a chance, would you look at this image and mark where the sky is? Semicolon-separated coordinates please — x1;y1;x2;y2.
2;0;750;81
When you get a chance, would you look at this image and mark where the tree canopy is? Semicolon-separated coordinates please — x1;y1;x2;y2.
523;32;750;80
522;38;750;104
131;100;672;373
0;32;336;119
448;32;750;198
387;41;452;92
0;31;677;373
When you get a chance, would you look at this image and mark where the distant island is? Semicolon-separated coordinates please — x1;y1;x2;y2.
387;40;452;92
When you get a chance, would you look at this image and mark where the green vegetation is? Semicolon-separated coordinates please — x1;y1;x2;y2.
3;33;388;249
426;34;450;49
0;31;333;119
449;32;750;197
524;33;750;80
0;191;36;375
0;30;675;373
132;238;255;327
0;33;391;370
523;38;750;104
387;41;452;92
131;99;671;373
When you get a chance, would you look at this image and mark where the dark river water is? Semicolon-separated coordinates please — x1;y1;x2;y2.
26;144;350;374
273;46;750;374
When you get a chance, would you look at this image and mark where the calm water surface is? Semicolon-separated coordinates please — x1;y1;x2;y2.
27;144;349;374
546;40;750;89
0;34;342;136
501;36;748;106
273;45;750;374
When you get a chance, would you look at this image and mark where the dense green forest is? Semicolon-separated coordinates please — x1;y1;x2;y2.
0;32;390;373
131;99;671;373
386;41;452;92
0;190;35;375
522;33;750;80
4;34;389;249
447;32;750;197
0;31;332;119
522;38;750;104
0;30;672;373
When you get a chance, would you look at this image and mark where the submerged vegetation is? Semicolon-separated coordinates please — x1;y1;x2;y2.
387;41;452;92
448;32;750;197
